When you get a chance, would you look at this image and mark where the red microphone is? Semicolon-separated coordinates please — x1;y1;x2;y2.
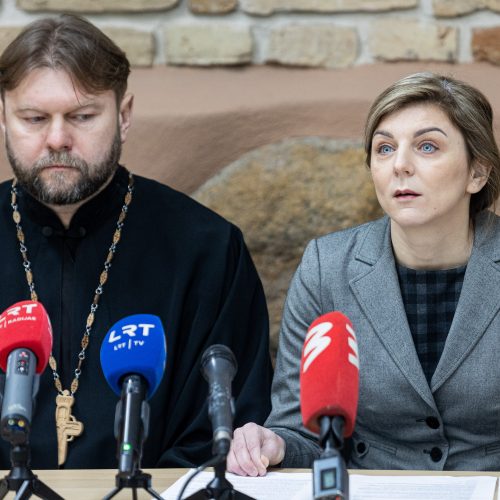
300;312;359;500
0;301;52;374
0;301;53;444
300;311;359;437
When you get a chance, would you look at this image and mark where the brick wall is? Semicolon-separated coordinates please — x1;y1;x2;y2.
1;0;499;68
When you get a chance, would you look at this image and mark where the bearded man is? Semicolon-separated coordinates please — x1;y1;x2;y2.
0;14;272;469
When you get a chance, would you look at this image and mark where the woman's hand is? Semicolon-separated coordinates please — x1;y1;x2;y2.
227;423;286;476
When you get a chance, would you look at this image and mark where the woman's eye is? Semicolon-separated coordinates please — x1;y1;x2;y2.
378;144;394;154
421;143;437;153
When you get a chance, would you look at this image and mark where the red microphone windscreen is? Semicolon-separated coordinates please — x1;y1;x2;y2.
300;311;359;437
0;301;53;374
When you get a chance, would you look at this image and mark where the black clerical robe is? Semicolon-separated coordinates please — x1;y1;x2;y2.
0;166;272;469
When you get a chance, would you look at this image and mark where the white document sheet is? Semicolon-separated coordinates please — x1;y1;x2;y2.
161;470;310;499
162;470;497;500
349;474;497;500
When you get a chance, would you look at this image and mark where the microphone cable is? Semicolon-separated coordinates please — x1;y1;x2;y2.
176;454;225;500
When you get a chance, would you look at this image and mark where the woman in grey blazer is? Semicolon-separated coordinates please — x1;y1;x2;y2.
227;72;500;473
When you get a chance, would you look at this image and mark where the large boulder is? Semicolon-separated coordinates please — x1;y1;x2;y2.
194;137;383;356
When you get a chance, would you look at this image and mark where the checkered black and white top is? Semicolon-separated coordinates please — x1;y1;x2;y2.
396;263;467;384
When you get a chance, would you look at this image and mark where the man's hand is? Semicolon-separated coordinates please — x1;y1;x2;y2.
227;423;286;476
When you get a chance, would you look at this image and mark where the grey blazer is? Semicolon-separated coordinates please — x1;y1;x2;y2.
266;212;500;470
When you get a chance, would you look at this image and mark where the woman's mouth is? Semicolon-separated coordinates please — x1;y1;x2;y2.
394;189;421;199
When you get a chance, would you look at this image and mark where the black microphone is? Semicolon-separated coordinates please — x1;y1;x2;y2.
201;344;237;457
116;375;149;473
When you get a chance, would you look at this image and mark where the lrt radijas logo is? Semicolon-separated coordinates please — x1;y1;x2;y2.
108;323;155;351
0;303;38;329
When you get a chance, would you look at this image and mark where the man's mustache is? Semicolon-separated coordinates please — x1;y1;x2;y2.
33;153;88;171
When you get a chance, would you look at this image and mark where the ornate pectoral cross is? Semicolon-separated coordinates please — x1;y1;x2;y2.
55;390;84;466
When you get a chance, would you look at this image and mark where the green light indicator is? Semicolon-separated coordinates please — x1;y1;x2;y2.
122;443;132;452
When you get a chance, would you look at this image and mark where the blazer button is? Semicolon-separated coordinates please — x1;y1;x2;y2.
430;447;443;462
425;417;440;429
356;442;366;454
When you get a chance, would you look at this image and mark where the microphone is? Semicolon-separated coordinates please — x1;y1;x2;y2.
100;314;166;474
300;311;359;500
0;301;52;445
300;311;359;436
200;344;237;457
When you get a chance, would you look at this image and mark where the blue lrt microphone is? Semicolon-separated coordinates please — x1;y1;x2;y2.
100;314;166;474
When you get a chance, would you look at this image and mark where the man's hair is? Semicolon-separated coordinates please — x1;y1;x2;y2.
0;14;130;103
364;72;500;218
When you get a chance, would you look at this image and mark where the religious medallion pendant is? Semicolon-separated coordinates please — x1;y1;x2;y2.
55;390;84;466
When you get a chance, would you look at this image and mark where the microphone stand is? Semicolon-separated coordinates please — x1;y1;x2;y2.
0;377;63;500
312;416;349;500
184;455;255;500
102;468;163;500
0;443;63;500
102;395;163;500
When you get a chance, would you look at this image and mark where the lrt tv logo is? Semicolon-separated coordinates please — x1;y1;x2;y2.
302;320;359;372
108;323;156;351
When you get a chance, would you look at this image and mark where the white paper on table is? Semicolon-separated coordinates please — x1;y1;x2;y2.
162;471;498;500
161;470;311;500
348;474;497;500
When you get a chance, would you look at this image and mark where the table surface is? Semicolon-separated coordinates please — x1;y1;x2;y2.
0;468;498;499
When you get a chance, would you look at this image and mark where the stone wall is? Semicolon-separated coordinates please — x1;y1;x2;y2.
0;0;499;69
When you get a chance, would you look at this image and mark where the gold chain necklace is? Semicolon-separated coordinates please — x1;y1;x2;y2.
10;171;134;466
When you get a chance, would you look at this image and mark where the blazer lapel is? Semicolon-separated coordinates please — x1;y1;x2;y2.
432;213;500;392
349;217;435;408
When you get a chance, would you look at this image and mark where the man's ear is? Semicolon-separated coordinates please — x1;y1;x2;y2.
118;93;133;143
467;161;491;194
0;98;6;135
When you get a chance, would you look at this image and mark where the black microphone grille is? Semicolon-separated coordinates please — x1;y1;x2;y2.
201;344;237;378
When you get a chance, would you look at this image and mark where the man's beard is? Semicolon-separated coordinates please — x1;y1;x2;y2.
6;130;122;205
